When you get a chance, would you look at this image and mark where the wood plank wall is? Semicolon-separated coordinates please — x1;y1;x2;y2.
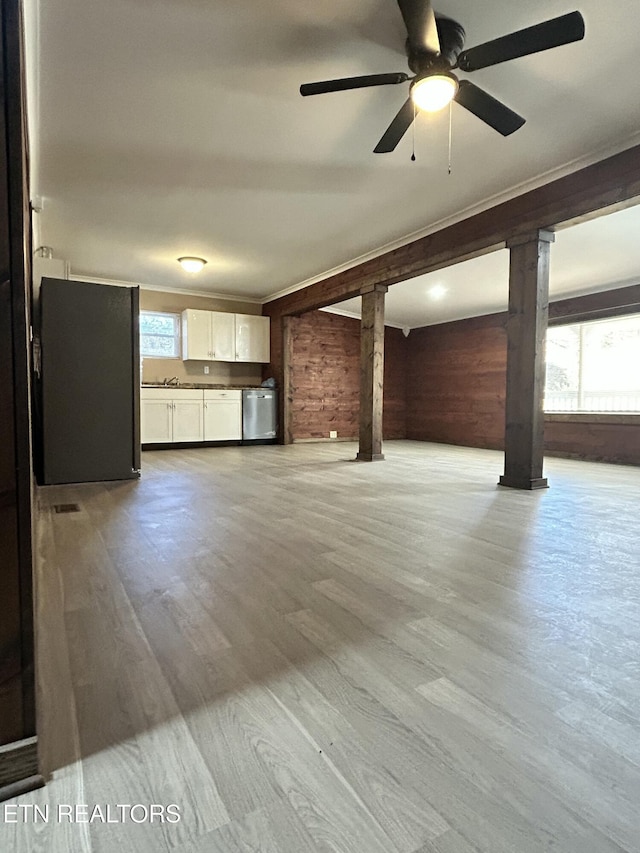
291;312;359;440
382;325;408;440
405;310;640;465
406;314;508;450
286;311;407;441
544;421;640;466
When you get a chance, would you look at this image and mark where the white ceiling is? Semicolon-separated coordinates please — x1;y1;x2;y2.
329;205;640;328
28;0;640;312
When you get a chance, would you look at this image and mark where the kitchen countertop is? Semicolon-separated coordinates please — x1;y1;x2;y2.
141;383;265;390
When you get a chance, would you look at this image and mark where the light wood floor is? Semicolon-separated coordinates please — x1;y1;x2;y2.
3;440;640;852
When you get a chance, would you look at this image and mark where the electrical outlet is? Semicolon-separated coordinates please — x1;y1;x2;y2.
329;430;337;439
204;365;209;374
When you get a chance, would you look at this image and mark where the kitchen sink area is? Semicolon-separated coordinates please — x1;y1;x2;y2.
140;384;277;447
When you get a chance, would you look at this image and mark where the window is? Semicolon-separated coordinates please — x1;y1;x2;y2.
140;311;180;358
545;313;640;412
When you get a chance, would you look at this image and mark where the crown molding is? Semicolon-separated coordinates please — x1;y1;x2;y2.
140;282;262;303
69;275;262;303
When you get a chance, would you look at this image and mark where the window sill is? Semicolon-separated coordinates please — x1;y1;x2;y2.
544;412;640;425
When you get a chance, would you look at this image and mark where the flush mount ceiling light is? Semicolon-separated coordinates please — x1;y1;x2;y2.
178;256;207;273
411;73;458;113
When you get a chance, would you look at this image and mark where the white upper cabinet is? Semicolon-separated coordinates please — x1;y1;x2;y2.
182;310;269;363
235;314;270;363
182;309;211;360
211;312;236;361
182;309;234;361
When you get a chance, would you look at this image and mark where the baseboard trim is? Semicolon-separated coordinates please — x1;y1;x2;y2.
293;437;358;444
0;736;40;798
142;440;242;450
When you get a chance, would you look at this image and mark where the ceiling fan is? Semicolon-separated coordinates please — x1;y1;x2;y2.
299;1;585;153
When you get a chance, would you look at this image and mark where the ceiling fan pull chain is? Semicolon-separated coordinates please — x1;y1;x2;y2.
411;101;417;161
448;100;453;175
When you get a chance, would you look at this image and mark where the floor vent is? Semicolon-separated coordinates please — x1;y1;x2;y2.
53;503;81;514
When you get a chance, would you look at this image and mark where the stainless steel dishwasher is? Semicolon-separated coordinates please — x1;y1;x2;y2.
242;389;277;442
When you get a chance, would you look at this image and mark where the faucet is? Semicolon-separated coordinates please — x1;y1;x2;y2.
162;376;180;386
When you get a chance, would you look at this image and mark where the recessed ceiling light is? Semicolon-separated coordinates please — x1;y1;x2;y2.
428;284;447;300
178;256;207;273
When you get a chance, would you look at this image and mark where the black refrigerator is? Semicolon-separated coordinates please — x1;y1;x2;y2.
39;278;141;485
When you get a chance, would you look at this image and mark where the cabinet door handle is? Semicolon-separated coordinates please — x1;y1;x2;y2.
204;402;207;409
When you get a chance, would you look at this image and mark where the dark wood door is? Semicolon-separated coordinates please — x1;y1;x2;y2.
0;0;39;797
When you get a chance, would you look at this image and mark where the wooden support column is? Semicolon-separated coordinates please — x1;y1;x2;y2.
282;316;294;445
499;229;555;490
357;284;387;461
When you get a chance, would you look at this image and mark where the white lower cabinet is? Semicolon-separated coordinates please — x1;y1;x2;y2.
140;399;173;443
204;390;242;441
141;388;204;444
172;399;204;442
141;387;243;444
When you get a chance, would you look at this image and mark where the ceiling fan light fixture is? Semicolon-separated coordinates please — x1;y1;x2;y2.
178;256;207;273
411;73;458;113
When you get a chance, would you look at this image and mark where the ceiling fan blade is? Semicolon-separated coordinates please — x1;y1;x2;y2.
300;73;408;97
374;98;415;153
397;0;440;55
457;11;585;72
454;80;525;136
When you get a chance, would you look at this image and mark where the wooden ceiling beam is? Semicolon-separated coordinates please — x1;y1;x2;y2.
549;283;640;325
264;143;640;318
